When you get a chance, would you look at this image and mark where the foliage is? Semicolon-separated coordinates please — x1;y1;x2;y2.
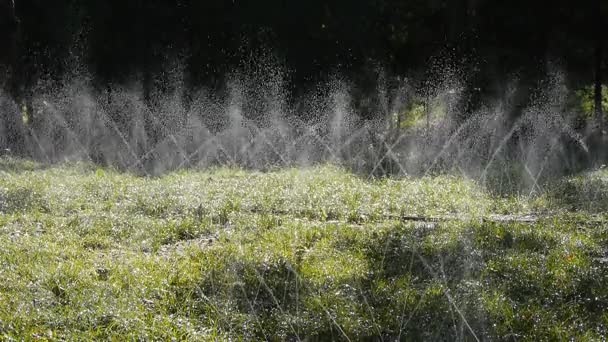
575;85;608;119
4;0;606;99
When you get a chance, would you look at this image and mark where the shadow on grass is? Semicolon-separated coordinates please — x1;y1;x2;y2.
541;167;608;212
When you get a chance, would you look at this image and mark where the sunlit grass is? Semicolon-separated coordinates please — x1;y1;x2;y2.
0;157;606;340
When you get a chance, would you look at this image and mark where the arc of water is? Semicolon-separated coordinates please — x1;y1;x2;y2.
480;113;529;184
235;283;271;341
522;162;543;195
397;243;420;341
297;125;340;162
168;133;189;165
25;127;51;163
40;101;93;162
129;109;192;171
384;139;408;175
241;118;290;166
96;109;146;170
424;111;484;176
416;253;480;342
333;125;371;157
552;111;589;153
368;130;410;177
371;138;409;177
177;138;215;170
176;122;216;169
214;134;239;166
251;268;302;342
278;264;351;342
524;125;574;197
258;130;290;166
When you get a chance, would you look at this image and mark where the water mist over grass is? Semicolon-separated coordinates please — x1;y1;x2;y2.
0;61;596;194
0;60;607;339
0;160;607;340
1;1;606;337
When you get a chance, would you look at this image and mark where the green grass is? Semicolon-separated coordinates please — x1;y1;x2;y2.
0;157;607;340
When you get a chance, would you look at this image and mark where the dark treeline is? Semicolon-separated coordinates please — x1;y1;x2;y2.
1;1;604;92
0;0;606;167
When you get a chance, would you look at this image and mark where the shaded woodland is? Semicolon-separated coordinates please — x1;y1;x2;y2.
0;0;606;165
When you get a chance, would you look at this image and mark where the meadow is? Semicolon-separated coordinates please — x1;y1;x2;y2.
0;157;607;340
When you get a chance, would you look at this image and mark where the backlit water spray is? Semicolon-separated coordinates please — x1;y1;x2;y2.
0;59;593;194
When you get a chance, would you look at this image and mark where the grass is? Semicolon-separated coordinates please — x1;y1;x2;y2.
0;157;607;340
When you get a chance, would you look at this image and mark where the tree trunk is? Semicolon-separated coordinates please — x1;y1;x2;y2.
0;0;26;156
595;41;604;133
594;0;604;134
0;0;18;74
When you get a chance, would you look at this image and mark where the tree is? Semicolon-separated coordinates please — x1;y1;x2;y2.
594;0;604;133
0;0;18;77
0;0;25;156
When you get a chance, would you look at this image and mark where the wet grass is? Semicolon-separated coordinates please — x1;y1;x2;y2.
0;157;607;340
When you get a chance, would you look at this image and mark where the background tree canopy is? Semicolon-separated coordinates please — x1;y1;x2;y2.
1;1;602;89
0;0;606;147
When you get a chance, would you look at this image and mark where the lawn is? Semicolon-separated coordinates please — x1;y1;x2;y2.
0;157;607;340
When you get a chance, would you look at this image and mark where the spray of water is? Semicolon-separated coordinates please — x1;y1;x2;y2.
0;56;602;340
0;58;594;193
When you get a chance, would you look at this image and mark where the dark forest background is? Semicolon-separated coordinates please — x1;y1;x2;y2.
1;1;605;98
0;0;606;166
